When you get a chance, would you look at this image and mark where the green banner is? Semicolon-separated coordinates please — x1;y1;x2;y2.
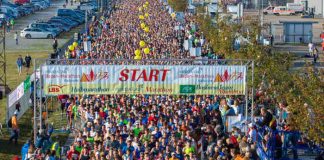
180;85;196;94
24;75;31;92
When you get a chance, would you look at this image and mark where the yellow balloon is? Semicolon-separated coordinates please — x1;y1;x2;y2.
135;49;141;56
138;7;143;12
144;48;150;54
139;15;145;20
144;27;149;33
68;45;74;51
143;4;147;8
134;55;142;60
144;13;149;17
171;12;176;18
140;23;146;29
73;42;78;47
139;41;146;48
145;1;149;5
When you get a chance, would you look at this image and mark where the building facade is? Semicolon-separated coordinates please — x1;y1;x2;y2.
307;0;324;17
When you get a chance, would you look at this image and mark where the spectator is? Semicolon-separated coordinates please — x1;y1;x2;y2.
10;19;15;30
313;47;319;63
16;55;23;76
259;107;276;129
6;21;10;32
25;54;32;74
9;112;19;144
14;31;18;45
52;38;58;53
308;42;314;57
282;123;298;159
247;123;257;144
231;100;241;115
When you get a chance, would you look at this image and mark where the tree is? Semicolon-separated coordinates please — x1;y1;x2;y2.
170;0;324;143
167;0;187;12
194;12;324;143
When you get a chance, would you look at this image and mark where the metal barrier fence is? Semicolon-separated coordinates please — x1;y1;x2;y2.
7;86;32;120
223;115;323;159
255;125;324;160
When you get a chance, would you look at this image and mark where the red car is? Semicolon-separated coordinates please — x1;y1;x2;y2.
14;0;30;5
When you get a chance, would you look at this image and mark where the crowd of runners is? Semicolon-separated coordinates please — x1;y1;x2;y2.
56;0;268;159
21;0;313;159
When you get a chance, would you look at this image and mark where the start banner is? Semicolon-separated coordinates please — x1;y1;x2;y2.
42;65;246;95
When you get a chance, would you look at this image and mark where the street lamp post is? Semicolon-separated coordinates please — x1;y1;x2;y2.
261;0;264;27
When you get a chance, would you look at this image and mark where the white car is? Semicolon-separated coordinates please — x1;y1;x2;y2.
273;6;296;16
263;6;275;15
20;28;57;39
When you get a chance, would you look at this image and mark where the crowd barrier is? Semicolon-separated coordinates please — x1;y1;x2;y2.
223;115;323;160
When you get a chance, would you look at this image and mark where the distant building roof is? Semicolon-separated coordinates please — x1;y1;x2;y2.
279;21;318;24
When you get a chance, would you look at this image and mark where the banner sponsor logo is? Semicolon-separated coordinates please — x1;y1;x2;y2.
47;85;66;93
80;69;109;82
214;69;244;82
42;65;246;95
180;85;196;94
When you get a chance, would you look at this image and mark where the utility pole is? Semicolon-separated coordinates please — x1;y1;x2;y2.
322;0;324;18
100;0;103;12
258;0;261;19
85;10;88;34
0;14;7;127
0;15;6;94
261;0;264;27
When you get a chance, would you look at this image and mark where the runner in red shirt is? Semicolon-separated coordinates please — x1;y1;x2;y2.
67;145;80;160
58;95;69;114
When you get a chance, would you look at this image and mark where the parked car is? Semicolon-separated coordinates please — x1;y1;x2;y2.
18;6;33;15
273;6;296;16
2;2;20;8
79;3;97;11
57;9;84;23
22;4;37;13
50;16;78;27
14;0;30;5
0;12;15;21
73;9;87;18
55;15;83;24
48;19;75;29
31;0;50;4
80;1;98;9
263;6;275;15
33;1;48;10
28;22;62;34
0;6;19;18
20;27;57;39
46;21;71;32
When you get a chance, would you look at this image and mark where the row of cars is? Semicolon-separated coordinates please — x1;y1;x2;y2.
0;0;51;23
20;9;89;39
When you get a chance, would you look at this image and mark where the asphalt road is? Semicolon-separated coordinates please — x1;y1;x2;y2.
5;0;78;53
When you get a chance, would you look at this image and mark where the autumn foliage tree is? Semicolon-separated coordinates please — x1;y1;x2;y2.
167;0;187;12
194;7;324;143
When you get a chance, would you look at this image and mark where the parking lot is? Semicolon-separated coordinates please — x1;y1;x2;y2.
5;0;79;53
